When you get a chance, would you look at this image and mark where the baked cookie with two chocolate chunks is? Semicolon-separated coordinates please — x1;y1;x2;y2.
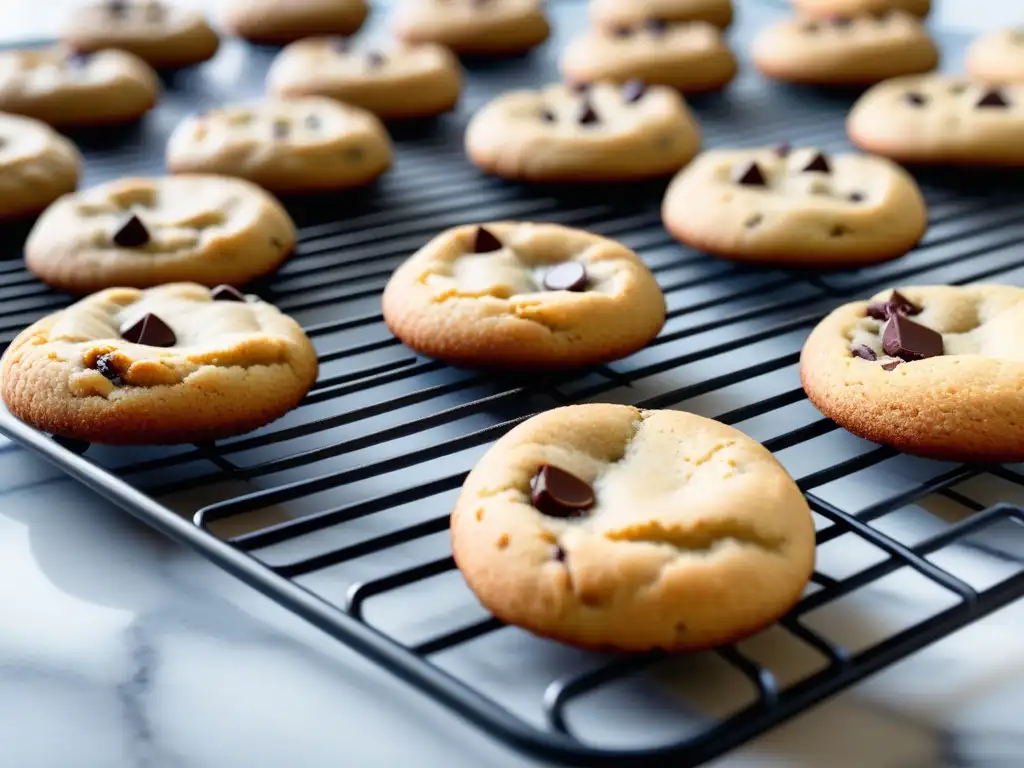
450;404;816;651
0;283;318;445
464;82;701;182
589;0;733;31
382;223;665;369
266;38;462;120
560;20;737;94
0;47;159;127
793;0;930;18
25;175;296;294
221;0;367;44
61;0;219;70
392;0;550;56
661;146;927;267
966;29;1024;85
753;11;938;86
847;76;1024;167
802;285;1024;462
166;98;392;194
0;113;81;220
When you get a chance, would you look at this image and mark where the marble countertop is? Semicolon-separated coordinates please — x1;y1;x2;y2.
3;1;1024;767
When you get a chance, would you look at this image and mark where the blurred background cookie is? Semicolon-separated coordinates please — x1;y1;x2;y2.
391;0;550;56
221;0;368;44
0;112;81;219
966;28;1024;84
589;0;733;31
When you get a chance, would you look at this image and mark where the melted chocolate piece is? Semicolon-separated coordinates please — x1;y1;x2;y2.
801;152;831;174
472;226;503;253
543;262;587;292
540;108;556;123
530;465;594;518
848;191;865;203
622;79;645;104
904;92;928;106
976;88;1009;108
866;290;920;320
733;160;767;187
120;313;177;347
552;545;567;562
211;285;246;302
577;101;600;126
881;361;901;371
112;215;150;248
95;353;122;384
851;345;877;361
882;314;943;361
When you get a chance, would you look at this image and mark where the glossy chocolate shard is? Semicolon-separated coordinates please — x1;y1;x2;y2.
120;313;177;348
866;290;920;320
472;226;503;253
882;314;943;361
530;465;594;518
543;262;587;292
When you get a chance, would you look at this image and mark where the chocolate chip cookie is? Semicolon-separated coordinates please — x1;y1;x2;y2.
0;47;160;127
753;11;938;86
166;98;392;194
391;0;550;56
966;28;1024;85
794;0;930;17
464;81;701;182
222;0;368;44
560;19;737;93
61;0;219;70
847;76;1024;167
0;113;81;220
266;37;462;120
382;223;665;369
661;146;927;267
25;175;296;294
450;404;816;651
1;283;318;445
801;285;1024;462
589;0;734;31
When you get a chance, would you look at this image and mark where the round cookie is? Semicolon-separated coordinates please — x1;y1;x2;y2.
25;175;296;294
560;20;737;94
464;81;701;183
1;283;318;445
589;0;733;31
391;0;550;56
753;12;938;86
801;285;1024;462
847;76;1024;167
166;98;392;195
0;48;160;128
0;112;81;220
221;0;367;44
661;146;927;267
382;222;666;369
61;1;219;70
966;29;1024;85
450;404;816;652
266;38;462;120
793;0;930;18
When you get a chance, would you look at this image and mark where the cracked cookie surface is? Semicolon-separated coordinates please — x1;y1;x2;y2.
25;175;296;293
589;0;733;31
793;0;930;18
222;0;367;44
753;11;938;86
450;404;816;651
801;285;1024;461
0;112;81;219
391;0;550;56
166;98;392;194
0;47;160;127
966;28;1024;85
1;283;318;445
382;222;665;369
464;81;701;182
661;146;927;266
560;19;737;93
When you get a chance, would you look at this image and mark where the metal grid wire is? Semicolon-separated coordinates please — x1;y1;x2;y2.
2;3;1024;765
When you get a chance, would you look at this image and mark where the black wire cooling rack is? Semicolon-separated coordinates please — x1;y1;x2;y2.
2;2;1024;765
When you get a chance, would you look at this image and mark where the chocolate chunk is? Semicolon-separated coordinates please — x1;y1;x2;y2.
866;289;919;320
304;114;320;130
622;79;645;103
95;353;122;384
543;262;587;292
733;160;767;187
801;152;831;174
112;215;150;248
612;26;633;38
976;88;1009;108
273;119;290;139
773;142;791;157
472;226;503;253
904;92;928;106
850;345;877;361
882;314;943;361
539;108;556;123
552;544;566;562
848;191;865;203
120;313;177;347
645;18;668;35
366;51;386;68
881;361;901;371
530;465;594;518
211;285;246;302
577;101;600;126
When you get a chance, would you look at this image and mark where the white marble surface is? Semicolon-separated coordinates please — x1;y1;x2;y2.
2;1;1024;767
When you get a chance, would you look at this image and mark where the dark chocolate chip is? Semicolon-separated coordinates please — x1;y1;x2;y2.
848;191;865;203
543;262;587;292
801;152;831;174
366;51;386;68
95;352;122;384
881;361;901;371
733;160;767;187
112;214;150;248
66;52;90;68
904;92;928;106
850;345;877;361
645;18;668;35
622;79;645;103
530;465;594;519
552;545;566;562
472;226;503;253
866;289;920;320
273;119;290;139
976;88;1009;108
53;435;90;455
773;142;791;157
577;101;600;126
539;108;556;123
211;285;246;302
304;114;321;130
120;313;177;347
612;26;633;38
882;314;943;361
